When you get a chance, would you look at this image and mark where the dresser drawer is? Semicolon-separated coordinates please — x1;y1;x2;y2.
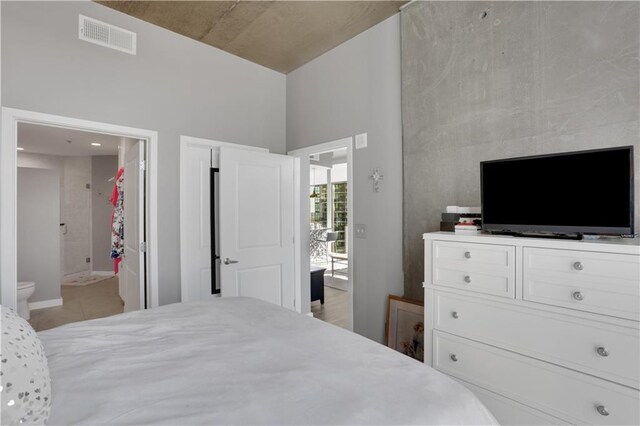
457;379;570;425
523;248;640;320
432;241;515;298
434;331;640;425
434;292;640;388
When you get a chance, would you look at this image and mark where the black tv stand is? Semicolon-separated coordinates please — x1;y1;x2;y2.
487;230;584;241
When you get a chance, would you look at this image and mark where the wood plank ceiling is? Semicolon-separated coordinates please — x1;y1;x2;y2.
96;1;406;73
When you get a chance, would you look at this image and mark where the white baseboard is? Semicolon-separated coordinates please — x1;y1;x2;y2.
306;312;314;317
92;270;115;276
29;298;63;310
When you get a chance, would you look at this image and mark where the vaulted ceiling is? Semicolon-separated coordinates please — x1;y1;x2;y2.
96;1;406;73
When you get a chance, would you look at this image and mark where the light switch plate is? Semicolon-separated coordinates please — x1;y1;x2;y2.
354;224;367;239
355;133;367;149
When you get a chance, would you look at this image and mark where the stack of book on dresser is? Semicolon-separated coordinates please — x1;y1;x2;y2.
440;206;482;234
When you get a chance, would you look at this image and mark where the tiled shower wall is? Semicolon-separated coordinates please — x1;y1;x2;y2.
91;156;118;272
61;157;92;276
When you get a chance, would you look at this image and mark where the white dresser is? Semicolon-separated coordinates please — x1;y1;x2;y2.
423;232;640;425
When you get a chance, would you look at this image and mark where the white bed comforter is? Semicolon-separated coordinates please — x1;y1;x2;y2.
39;297;496;425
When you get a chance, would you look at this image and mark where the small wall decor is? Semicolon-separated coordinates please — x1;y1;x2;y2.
385;295;425;362
369;167;384;192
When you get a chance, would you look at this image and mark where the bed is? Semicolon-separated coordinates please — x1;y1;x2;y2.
38;297;496;425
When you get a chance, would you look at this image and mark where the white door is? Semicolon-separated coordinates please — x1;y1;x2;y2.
122;141;145;312
219;147;295;310
181;146;215;302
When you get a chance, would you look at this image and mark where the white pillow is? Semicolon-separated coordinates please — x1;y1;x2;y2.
1;306;51;425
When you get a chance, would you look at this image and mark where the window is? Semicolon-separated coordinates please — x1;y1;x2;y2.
310;184;327;228
332;182;347;253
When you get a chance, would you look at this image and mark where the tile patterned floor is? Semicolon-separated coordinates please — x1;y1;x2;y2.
28;277;123;332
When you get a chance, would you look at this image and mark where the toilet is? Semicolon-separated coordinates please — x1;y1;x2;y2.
17;281;35;320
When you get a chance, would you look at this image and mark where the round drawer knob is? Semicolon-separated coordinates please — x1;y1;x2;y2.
450;354;458;362
572;291;584;301
573;261;584;271
451;311;459;319
596;405;610;416
464;251;472;259
463;275;472;284
596;346;609;357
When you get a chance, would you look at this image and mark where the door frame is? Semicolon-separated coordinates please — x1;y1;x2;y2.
288;137;354;329
1;107;159;310
178;135;268;303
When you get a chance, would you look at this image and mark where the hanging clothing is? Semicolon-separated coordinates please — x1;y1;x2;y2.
111;167;125;274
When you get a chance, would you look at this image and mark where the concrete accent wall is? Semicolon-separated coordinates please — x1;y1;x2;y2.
17;168;61;303
287;15;403;343
92;156;118;272
401;1;640;299
2;1;286;305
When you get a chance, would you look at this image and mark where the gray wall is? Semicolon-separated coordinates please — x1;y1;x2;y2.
17;153;65;282
17;153;64;171
287;15;403;343
92;156;118;272
17;168;61;303
2;1;286;305
402;1;640;299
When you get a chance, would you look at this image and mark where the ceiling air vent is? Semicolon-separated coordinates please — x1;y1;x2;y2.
79;15;136;55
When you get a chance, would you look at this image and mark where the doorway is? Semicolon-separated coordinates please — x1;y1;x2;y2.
16;123;133;329
289;137;354;330
0;108;159;317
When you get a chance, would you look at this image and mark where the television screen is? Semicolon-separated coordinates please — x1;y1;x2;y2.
481;146;634;235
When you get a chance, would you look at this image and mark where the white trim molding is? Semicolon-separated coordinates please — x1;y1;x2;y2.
1;107;159;310
292;155;308;314
29;298;63;311
180;135;270;153
288;137;354;157
288;136;355;330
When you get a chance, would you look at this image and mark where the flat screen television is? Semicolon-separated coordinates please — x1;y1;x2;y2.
481;146;635;236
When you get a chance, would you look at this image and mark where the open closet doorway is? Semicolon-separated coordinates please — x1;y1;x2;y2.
289;137;354;330
0;108;159;328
